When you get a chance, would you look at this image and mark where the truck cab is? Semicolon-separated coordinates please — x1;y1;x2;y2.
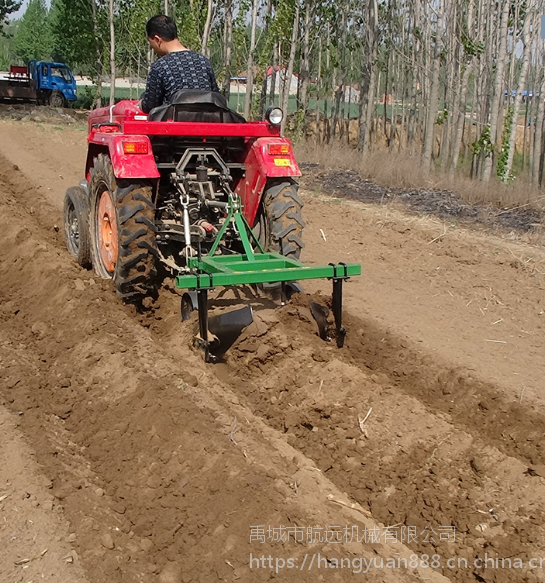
28;60;77;107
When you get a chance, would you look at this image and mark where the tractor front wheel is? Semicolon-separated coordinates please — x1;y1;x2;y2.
255;179;305;259
49;90;65;108
88;154;158;301
63;185;92;269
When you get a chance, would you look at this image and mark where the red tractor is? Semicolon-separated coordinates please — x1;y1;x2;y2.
64;91;359;360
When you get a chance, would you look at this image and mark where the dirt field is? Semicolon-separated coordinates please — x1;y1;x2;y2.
1;114;545;583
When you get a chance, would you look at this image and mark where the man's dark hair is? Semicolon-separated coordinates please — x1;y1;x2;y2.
146;15;178;41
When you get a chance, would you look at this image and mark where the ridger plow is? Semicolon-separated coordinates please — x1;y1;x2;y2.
63;90;360;361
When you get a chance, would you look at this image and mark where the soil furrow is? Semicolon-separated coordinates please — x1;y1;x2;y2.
0;152;437;583
201;305;545;583
2;116;545;583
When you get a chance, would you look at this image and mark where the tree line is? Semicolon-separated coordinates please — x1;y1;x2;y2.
2;0;545;187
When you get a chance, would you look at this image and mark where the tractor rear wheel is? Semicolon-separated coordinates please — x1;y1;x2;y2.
63;185;92;269
88;154;158;301
255;179;305;259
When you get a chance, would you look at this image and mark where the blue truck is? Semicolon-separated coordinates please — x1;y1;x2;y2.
0;60;77;107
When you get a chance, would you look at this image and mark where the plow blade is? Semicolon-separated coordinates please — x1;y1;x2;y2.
208;306;254;357
182;292;253;362
309;301;330;342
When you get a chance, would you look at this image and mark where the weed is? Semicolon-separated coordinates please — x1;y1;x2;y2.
295;141;545;211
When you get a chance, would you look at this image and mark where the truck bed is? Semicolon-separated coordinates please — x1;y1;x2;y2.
0;79;36;102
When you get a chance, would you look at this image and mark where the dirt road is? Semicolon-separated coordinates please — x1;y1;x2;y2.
1;117;545;583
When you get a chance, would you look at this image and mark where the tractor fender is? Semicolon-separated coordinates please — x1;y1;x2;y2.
234;137;301;226
85;133;160;181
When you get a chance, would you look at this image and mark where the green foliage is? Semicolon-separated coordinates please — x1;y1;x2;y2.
13;0;52;62
497;105;515;183
471;125;493;156
508;0;526;32
50;0;106;75
269;0;296;43
176;0;202;51
461;33;485;58
116;0;161;76
230;12;249;74
268;0;297;64
0;20;16;67
0;0;21;34
74;85;95;109
436;109;448;126
286;107;305;143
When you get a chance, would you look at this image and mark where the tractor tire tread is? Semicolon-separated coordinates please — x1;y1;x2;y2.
63;185;92;269
137;240;161;257
116;184;136;203
119;226;147;245
286;210;306;228
122;251;150;268
257;179;304;260
118;203;146;225
269;199;296;219
135;216;158;232
88;155;157;301
133;192;156;209
266;182;304;206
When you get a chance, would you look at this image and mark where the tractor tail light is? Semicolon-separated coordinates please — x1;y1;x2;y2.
268;143;290;156
123;141;148;154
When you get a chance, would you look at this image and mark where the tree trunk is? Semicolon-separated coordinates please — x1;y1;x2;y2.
280;2;299;135
422;0;445;169
507;0;520;103
449;0;475;174
315;35;322;143
382;42;390;142
480;0;509;182
407;0;421;150
299;0;311;112
332;9;347;141
269;40;279;105
90;0;103;108
449;63;472;174
322;22;331;142
470;0;487;176
531;64;545;185
243;0;259;119
222;0;233;100
200;0;213;57
503;10;533;181
440;2;456;169
109;0;115;106
258;0;273;118
364;66;378;151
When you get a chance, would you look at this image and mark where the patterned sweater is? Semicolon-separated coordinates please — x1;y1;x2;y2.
141;50;219;113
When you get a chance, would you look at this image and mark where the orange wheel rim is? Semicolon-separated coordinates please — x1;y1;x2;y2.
97;190;118;272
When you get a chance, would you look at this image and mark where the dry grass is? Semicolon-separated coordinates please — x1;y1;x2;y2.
294;141;545;213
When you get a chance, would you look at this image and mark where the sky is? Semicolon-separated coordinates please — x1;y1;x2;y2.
12;0;28;19
11;0;52;20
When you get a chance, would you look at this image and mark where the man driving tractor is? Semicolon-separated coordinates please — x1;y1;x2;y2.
139;14;219;113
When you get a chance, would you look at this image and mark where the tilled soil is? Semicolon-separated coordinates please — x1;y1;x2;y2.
0;103;88;124
1;116;545;583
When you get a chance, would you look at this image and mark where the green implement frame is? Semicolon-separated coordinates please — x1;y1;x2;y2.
174;195;361;361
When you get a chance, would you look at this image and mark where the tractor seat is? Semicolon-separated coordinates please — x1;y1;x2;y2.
148;89;246;124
